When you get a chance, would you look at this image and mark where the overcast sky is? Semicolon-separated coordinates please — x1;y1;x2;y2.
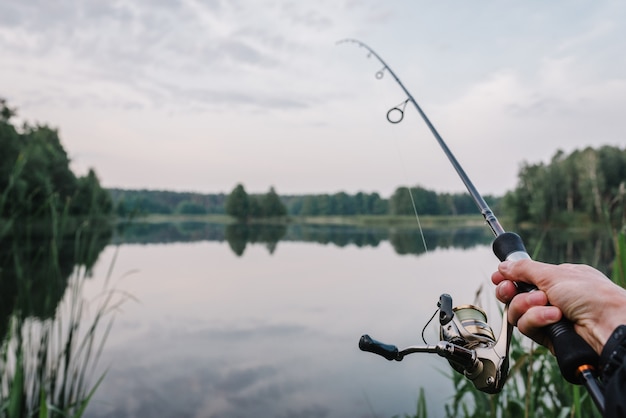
2;0;625;197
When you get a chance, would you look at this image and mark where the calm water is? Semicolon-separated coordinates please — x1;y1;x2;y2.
80;225;505;418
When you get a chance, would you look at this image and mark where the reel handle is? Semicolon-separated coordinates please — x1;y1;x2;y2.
359;334;399;360
492;232;599;384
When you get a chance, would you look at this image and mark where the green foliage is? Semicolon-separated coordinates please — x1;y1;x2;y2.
225;184;287;222
261;187;287;217
224;223;287;256
388;187;500;217
612;229;626;288
0;100;117;416
175;200;208;215
288;191;389;216
110;186;498;220
395;388;428;418
0;203;116;417
0;100;112;220
390;186;439;215
225;184;250;221
505;146;626;227
111;186;499;219
109;189;226;217
71;169;112;217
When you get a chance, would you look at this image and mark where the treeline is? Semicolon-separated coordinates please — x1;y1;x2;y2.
225;184;287;221
0;99;112;219
280;188;500;216
110;185;499;219
109;188;226;217
504;146;626;227
282;192;388;216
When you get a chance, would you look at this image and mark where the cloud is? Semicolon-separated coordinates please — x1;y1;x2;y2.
0;0;340;113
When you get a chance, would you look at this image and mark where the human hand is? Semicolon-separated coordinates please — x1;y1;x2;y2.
491;259;626;354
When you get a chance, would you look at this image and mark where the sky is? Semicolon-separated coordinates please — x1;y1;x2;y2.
1;0;626;197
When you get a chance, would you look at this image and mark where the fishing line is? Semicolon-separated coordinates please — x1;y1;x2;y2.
388;129;429;253
371;57;428;253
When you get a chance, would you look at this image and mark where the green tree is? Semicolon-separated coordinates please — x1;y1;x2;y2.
300;195;319;215
390;186;440;215
226;183;250;222
331;192;356;215
71;169;113;216
368;192;388;214
261;187;287;218
505;146;626;227
0;100;111;219
248;196;263;218
175;200;207;215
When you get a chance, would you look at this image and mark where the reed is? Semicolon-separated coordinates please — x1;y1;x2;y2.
1;192;119;417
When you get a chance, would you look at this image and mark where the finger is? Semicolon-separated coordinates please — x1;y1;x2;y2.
491;270;505;285
507;290;549;326
498;259;553;288
516;305;562;336
495;280;518;304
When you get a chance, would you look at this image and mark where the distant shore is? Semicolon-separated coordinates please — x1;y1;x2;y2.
117;214;507;229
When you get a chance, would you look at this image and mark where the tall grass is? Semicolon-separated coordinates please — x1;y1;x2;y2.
0;278;115;417
611;228;626;287
0;189;120;417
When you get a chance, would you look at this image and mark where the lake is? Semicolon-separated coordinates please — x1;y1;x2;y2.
2;221;614;417
76;223;506;418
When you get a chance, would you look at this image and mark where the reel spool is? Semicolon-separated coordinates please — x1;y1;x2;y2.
442;304;495;346
359;293;512;394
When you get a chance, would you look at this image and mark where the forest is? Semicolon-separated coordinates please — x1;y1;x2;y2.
110;184;501;220
0;99;112;220
505;145;626;227
109;188;227;216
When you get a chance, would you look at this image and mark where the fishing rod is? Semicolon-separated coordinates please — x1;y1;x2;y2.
339;38;605;412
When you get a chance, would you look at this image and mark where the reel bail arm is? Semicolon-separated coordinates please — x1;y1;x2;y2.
359;294;511;394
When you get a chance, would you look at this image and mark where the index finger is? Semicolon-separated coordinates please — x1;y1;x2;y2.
496;259;550;289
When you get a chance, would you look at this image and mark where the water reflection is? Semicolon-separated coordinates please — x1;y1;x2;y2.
0;220;114;415
519;228;616;276
113;222;496;258
225;224;288;256
0;221;112;337
111;221;620;270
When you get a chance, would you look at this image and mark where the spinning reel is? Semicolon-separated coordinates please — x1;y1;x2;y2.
359;293;512;394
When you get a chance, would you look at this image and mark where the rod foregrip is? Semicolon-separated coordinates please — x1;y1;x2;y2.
492;232;536;293
492;232;599;384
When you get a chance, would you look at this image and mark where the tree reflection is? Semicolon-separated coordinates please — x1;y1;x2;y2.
519;228;616;274
113;222;494;256
0;221;112;339
112;221;225;244
109;221;620;272
225;224;288;256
